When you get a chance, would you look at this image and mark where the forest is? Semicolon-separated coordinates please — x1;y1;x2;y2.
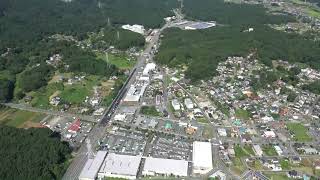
0;0;177;48
0;126;71;180
155;0;320;82
182;0;294;26
156;25;320;82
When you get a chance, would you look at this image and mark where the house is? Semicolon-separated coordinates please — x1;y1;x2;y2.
314;160;320;170
274;145;283;156
171;99;181;111
68;119;81;133
218;128;227;137
263;130;276;138
287;170;300;179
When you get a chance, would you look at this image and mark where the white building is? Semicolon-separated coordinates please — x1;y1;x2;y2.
253;144;263;157
143;63;156;76
98;153;142;180
184;98;194;109
171;99;181;111
193;141;213;174
114;114;126;121
274;145;283;156
79;151;107;180
123;84;147;103
217;128;227;137
121;24;145;34
263;130;276;138
142;157;188;177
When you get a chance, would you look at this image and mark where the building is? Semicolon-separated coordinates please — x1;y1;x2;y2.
114;114;126;121
68;119;81;133
121;24;145;34
184;98;194;109
218;128;227;137
253;144;263;157
171;99;181;111
79;151;107;180
210;170;226;180
193;141;213;174
143;63;156;76
123;84;147;104
142;157;188;177
263;130;276;138
274;145;283;156
98;153;142;180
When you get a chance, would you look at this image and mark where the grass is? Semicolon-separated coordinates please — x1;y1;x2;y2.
280;159;291;170
140;106;161;117
60;85;89;104
235;108;251;120
231;158;246;175
203;125;214;139
243;145;255;156
197;117;209;124
265;172;289;180
262;145;278;156
235;145;251;158
287;123;312;142
98;52;135;70
30;74;103;108
0;108;46;128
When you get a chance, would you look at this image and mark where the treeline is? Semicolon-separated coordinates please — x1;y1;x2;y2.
302;80;320;94
155;26;320;81
0;126;71;180
0;0;177;48
91;28;145;50
183;0;294;26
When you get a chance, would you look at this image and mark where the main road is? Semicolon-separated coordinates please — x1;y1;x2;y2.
62;21;173;180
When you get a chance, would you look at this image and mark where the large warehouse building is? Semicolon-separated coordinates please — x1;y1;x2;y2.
142;157;188;177
98;153;142;180
79;151;107;180
192;141;213;174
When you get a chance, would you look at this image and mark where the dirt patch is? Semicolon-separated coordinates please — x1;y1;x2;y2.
20;121;46;129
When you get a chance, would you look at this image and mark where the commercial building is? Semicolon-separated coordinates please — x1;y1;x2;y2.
79;151;107;180
253;145;263;157
184;98;194;109
142;157;188;177
98;153;142;180
192;141;213;174
123;84;147;104
122;24;145;34
143;63;156;76
171;99;181;111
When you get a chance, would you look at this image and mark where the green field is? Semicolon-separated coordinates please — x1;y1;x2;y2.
235;109;251;120
140;106;161;117
262;145;278;156
287;123;312;142
265;172;289;180
235;145;251;158
98;53;136;70
0;108;46;128
30;74;102;108
197;117;209;124
280;159;291;170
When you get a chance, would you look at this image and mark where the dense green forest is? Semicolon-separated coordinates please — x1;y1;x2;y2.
156;25;320;81
0;126;71;180
0;0;177;48
155;0;320;82
183;0;294;26
0;0;176;102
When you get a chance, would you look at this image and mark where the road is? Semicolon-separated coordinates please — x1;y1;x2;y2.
3;103;97;122
62;21;172;180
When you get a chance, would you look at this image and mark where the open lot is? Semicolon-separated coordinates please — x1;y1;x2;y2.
0;107;46;128
98;52;136;70
287;123;312;142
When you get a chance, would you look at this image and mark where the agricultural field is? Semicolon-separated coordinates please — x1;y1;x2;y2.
286;123;312;142
97;52;136;70
0;107;46;128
